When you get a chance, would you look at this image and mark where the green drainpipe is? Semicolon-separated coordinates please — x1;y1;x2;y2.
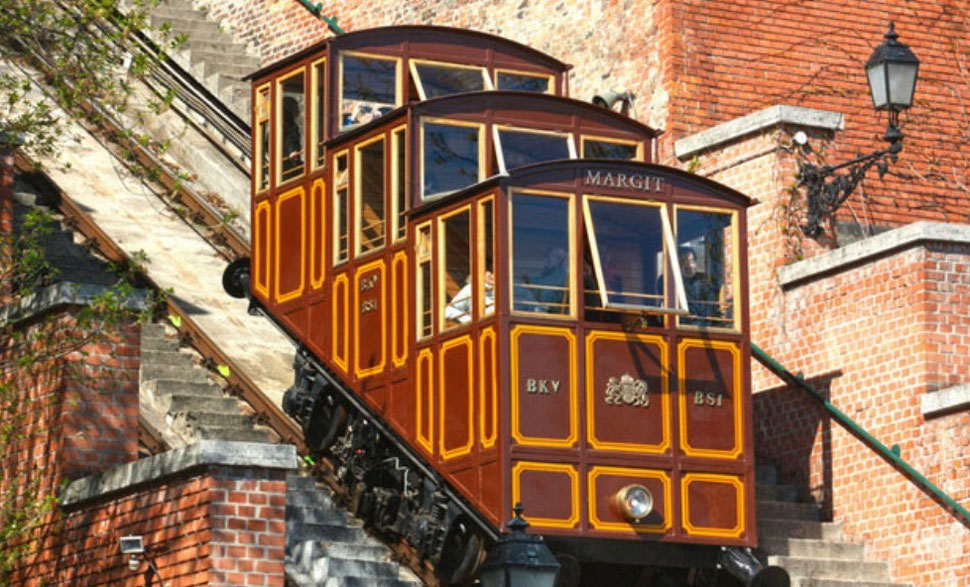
751;343;970;527
294;0;345;35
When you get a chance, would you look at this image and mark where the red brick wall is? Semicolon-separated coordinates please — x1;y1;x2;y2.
753;240;970;586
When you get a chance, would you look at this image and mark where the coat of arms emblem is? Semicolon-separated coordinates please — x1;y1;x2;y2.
605;374;649;407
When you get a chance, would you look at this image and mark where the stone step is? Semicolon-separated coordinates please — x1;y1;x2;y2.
150;5;213;22
758;519;843;541
758;537;865;561
286;474;320;492
181;37;240;55
140;364;212;384
149;14;222;38
176;411;254;429
769;556;889;582
288;521;368;544
286;505;350;526
756;483;800;502
140;332;179;352
315;542;394;564
184;424;273;443
185;47;260;70
220;85;251;120
325;577;422;587
140;349;191;367
152;379;223;397
287;489;339;509
166;393;242;414
316;557;403;582
757;499;821;521
192;57;257;81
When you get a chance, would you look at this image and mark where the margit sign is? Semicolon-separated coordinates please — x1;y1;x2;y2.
584;169;665;192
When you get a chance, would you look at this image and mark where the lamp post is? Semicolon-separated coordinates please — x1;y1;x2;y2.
799;22;920;237
479;503;561;587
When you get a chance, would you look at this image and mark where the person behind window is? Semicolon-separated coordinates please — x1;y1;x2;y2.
445;271;494;324
282;96;303;176
680;247;718;324
518;246;568;313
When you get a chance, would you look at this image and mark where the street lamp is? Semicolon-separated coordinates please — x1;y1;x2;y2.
479;503;561;587
800;22;920;237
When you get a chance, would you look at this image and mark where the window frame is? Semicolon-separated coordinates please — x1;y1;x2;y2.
508;188;576;320
419;117;487;201
477;196;495;320
493;68;554;94
338;51;402;133
409;58;493;101
310;57;327;170
391;125;408;242
332;149;350;266
673;204;740;331
437;205;473;333
254;83;271;193
275;67;308;187
354;133;388;257
580;134;643;161
493;125;576;175
415;221;434;341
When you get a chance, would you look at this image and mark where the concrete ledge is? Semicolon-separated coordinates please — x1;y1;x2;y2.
779;222;970;287
0;281;149;326
921;384;970;418
61;440;299;507
674;105;844;160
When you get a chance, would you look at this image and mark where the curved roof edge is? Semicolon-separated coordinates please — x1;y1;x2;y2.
246;24;571;81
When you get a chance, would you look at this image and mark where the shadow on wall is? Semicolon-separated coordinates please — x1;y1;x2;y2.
753;371;841;521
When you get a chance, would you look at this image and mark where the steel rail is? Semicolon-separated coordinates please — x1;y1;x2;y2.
751;342;970;527
14;152;307;453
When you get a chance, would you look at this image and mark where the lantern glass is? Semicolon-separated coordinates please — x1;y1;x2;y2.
509;566;558;587
866;62;887;110
887;61;918;109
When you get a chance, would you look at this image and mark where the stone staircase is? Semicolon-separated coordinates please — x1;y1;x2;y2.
284;473;423;586
756;466;911;587
148;0;260;121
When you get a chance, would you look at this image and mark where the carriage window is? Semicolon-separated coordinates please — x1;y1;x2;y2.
496;127;572;173
583;199;668;314
676;208;737;329
440;209;472;330
356;137;386;254
341;53;398;131
333;151;349;264
416;223;433;339
411;61;489;100
511;192;572;316
392;126;407;241
278;70;305;184
582;137;639;160
255;84;270;192
496;70;551;93
479;198;495;318
311;59;327;168
422;120;483;200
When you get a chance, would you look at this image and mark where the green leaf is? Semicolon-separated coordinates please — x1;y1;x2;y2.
303;455;316;466
216;364;231;378
167;314;182;328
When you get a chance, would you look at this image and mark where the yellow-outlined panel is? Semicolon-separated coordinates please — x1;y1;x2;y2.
681;473;745;539
510;325;577;449
439;336;474;461
391;251;409;368
587;466;672;534
479;327;497;449
354;259;387;379
253;200;271;298
416;347;434;454
512;461;580;529
677;339;743;460
585;331;670;454
310;178;326;290
332;274;349;373
274;187;306;304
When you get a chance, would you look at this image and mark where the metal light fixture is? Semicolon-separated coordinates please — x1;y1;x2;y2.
479;503;561;587
799;22;920;237
612;484;653;522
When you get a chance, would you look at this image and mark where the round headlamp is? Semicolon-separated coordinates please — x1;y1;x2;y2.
613;484;653;522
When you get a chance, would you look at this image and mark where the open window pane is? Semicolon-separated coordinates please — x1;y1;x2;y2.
479;199;495;318
341;54;397;130
333;152;349;264
416;223;433;339
584;200;665;311
255;85;270;191
676;209;736;328
496;71;550;93
497;128;571;172
392;127;407;241
357;138;386;254
312;60;326;168
583;138;638;160
512;193;571;315
279;72;305;183
413;62;486;99
441;210;472;329
422;121;481;199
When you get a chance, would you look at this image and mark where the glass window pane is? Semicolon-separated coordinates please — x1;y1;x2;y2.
676;209;735;328
279;72;305;183
480;200;494;317
256;85;270;191
393;128;407;240
414;63;485;98
583;139;638;160
498;129;570;171
496;71;550;93
342;54;397;130
585;201;664;310
313;61;326;167
441;210;472;329
334;153;349;264
512;194;570;315
416;223;433;339
423;122;480;199
357;138;385;253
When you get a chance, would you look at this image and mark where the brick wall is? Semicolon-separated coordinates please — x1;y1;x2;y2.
753;231;970;586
